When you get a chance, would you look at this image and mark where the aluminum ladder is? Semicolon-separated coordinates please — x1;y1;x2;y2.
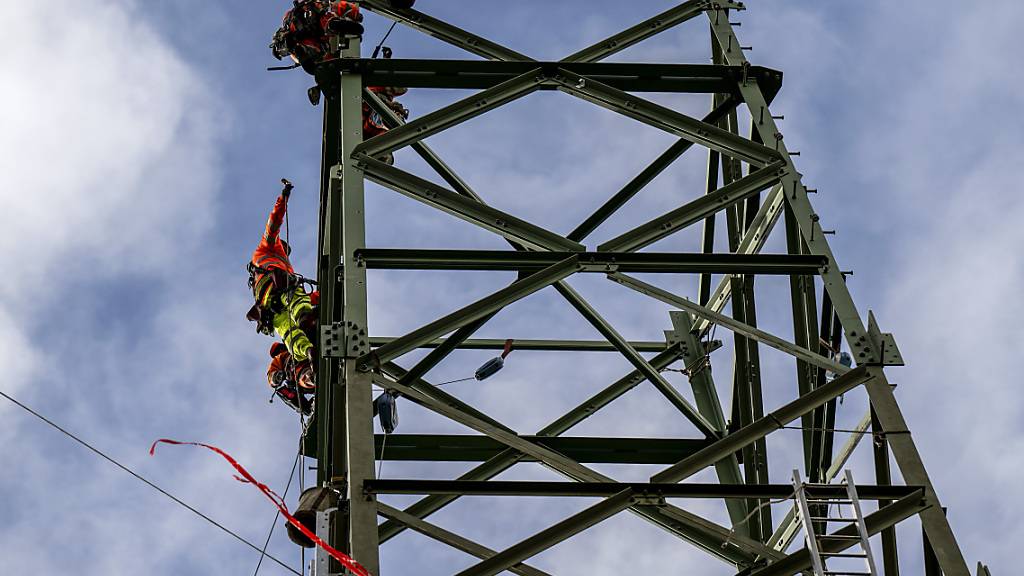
792;469;879;576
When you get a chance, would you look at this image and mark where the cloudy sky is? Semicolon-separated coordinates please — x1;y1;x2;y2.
2;1;1021;574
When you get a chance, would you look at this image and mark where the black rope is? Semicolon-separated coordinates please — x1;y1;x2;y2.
371;21;398;58
432;376;475;387
253;451;301;576
0;389;302;576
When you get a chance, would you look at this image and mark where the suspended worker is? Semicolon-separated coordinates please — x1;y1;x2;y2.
270;1;364;75
247;179;317;388
270;1;416;73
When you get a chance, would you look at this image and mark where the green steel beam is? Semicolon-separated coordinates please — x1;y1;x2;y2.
363;88;492;206
872;408;901;576
454;490;635;576
784;203;822;476
554;281;719;438
695;182;786;335
328;58;782;96
568;96;740;242
710;14;968;574
360;157;585;252
554;69;784;166
377;345;685;543
315;36;380;574
358;0;531;61
378;372;773;565
668;311;748;530
598;161;785;253
652;366;874;484
353;69;546;157
357;249;824;274
366;480;924;500
563;0;743;63
362;256;579;368
609;274;847;374
370;435;710;464
370;336;673;352
376;503;553;576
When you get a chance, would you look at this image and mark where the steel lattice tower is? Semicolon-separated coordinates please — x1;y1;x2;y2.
308;2;981;575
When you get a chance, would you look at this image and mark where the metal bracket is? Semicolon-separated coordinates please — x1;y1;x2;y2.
632;493;667;506
849;311;904;366
322;322;345;358
315;509;334;575
321;321;371;358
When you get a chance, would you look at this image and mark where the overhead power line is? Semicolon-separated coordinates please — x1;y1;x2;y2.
0;389;302;576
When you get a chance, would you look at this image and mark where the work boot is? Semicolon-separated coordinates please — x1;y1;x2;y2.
327;17;364;36
286;487;339;548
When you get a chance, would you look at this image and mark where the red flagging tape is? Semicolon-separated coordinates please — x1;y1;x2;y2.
149;439;371;576
500;338;514;359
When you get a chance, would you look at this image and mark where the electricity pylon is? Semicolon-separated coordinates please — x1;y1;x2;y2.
310;2;978;575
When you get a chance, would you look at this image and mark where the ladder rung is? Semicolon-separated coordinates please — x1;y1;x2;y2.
821;552;868;558
807;498;854;504
810;516;856;522
819;535;862;541
823;572;871;576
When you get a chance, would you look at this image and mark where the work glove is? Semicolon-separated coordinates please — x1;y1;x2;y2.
281;178;294;198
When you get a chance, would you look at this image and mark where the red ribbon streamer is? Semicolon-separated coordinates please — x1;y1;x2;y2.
500;338;514;359
149;439;371;576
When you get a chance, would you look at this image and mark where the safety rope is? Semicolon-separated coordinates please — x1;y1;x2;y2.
253;450;302;576
0;389;301;576
377;430;389;479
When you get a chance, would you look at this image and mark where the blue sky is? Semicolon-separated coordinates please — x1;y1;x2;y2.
2;1;1021;574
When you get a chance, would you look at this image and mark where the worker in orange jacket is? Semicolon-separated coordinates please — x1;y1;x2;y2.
270;1;364;74
247;179;316;387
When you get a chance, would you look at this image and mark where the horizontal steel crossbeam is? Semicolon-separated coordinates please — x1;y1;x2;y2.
326;59;782;96
357;249;825;274
366;479;924;500
369;336;675;352
371;435;711;463
362;257;579;367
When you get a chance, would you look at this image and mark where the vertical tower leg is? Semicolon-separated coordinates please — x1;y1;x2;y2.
317;35;381;575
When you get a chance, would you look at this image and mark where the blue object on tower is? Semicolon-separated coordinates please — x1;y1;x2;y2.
838;351;853;368
474;338;515;381
375;392;399;434
474;357;504;381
